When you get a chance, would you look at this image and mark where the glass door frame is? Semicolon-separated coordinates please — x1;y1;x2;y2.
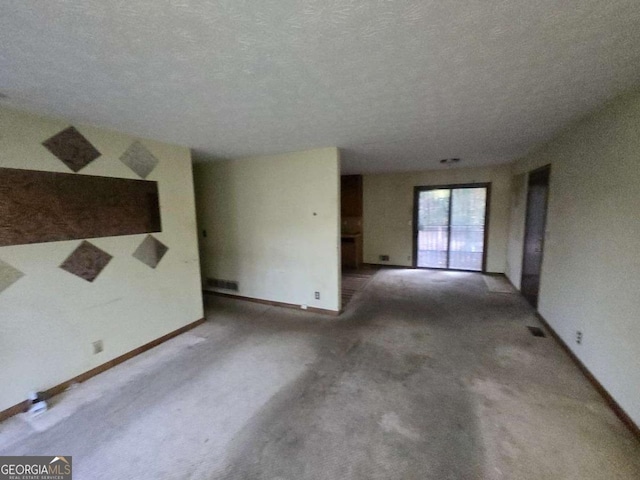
412;182;491;272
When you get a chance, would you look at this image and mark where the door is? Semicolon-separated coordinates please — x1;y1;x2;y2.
414;184;490;272
521;166;550;308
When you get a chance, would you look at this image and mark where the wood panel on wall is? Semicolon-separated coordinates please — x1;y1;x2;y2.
340;175;363;217
0;168;161;246
341;175;363;268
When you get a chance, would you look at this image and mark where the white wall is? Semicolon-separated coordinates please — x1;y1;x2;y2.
505;172;528;289
194;148;341;312
363;165;513;273
506;89;640;426
0;107;203;413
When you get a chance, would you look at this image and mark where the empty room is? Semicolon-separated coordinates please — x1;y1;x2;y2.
1;1;639;479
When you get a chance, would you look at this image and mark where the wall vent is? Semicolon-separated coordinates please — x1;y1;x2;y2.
439;158;461;164
206;278;239;291
527;326;546;338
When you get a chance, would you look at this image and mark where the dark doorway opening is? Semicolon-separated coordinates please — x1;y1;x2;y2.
521;165;551;308
413;183;490;272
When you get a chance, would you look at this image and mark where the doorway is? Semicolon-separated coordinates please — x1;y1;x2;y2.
521;165;551;308
413;183;490;272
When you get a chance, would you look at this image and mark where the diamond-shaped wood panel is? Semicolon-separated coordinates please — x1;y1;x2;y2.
42;126;101;172
0;259;24;294
120;141;159;179
132;235;168;269
59;241;113;282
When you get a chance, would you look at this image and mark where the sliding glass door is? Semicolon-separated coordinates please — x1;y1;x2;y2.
414;184;489;271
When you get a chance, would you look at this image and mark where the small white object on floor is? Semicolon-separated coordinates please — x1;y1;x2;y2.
27;392;48;416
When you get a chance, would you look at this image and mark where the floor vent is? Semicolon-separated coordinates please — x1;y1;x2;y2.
527;326;546;338
206;278;239;291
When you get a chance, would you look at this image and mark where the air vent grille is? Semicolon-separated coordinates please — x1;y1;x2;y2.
206;278;239;291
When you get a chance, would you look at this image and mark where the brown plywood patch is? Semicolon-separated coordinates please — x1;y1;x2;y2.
0;168;161;246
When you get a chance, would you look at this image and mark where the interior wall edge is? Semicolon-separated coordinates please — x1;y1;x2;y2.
534;312;640;441
504;88;640;427
194;147;341;312
0;106;204;412
0;316;206;424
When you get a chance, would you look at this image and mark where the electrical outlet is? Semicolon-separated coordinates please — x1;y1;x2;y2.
576;331;582;345
92;340;104;354
314;291;320;300
379;255;389;261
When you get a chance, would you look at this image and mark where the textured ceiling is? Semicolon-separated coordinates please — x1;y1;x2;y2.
2;1;640;173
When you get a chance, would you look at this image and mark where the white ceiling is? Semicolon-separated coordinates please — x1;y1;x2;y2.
2;1;640;173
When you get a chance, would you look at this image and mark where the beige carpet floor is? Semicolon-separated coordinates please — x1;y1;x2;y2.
1;269;639;480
